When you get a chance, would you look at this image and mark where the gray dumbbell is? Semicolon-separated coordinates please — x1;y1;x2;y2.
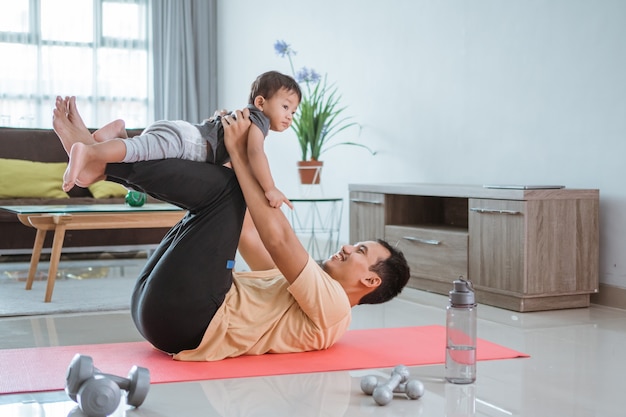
360;365;425;406
65;354;150;417
397;380;425;400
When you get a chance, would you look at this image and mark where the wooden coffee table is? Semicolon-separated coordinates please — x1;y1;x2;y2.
0;204;185;302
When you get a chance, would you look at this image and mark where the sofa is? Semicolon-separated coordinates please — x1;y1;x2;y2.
0;127;172;255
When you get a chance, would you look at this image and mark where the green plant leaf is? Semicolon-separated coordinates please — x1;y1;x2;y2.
276;41;377;161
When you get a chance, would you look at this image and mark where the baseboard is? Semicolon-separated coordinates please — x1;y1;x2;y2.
590;283;626;310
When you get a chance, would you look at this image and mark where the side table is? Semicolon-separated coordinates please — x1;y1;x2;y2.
0;204;185;302
283;198;343;262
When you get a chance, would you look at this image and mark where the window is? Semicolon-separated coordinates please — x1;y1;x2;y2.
0;0;150;129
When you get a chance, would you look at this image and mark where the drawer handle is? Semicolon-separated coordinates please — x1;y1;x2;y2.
350;198;383;205
470;208;521;215
402;236;441;245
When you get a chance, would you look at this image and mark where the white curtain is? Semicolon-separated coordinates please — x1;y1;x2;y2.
151;0;217;122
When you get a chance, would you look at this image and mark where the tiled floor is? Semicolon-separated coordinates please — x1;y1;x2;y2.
1;257;625;416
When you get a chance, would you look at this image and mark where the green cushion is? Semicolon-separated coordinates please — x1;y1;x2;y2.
0;158;69;199
88;180;128;198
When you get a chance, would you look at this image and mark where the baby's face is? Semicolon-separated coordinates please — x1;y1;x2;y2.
262;88;300;132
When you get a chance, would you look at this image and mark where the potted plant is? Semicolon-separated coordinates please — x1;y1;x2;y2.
274;40;375;184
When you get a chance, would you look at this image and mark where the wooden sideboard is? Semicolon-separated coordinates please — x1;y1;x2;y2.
349;183;599;312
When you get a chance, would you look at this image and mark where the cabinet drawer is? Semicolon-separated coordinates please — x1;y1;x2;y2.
349;192;385;242
385;225;468;283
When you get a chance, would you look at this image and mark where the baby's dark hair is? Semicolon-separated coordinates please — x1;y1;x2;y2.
248;71;302;104
358;239;411;305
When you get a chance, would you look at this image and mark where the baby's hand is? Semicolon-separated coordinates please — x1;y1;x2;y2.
265;188;293;209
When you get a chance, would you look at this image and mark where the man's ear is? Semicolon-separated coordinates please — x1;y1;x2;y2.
362;275;381;289
253;95;265;109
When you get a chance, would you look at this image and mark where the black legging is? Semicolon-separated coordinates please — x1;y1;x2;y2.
105;159;246;354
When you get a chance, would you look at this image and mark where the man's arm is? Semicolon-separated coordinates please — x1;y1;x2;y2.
223;109;309;283
238;209;276;271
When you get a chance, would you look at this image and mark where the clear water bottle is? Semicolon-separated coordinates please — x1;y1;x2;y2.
445;278;477;384
445;383;476;417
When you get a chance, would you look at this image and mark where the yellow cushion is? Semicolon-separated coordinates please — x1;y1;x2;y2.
0;158;69;199
88;180;128;198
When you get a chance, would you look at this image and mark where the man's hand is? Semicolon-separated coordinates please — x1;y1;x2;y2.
223;108;251;158
208;109;229;123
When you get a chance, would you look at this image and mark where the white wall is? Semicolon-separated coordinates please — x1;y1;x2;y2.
216;0;626;289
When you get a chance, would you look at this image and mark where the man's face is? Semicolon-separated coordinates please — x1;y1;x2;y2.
323;241;390;288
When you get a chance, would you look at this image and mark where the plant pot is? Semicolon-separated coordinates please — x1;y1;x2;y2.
297;160;323;184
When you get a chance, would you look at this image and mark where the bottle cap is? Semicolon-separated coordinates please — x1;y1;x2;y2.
449;278;475;306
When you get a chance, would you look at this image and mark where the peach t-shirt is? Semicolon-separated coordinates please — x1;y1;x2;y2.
173;256;351;361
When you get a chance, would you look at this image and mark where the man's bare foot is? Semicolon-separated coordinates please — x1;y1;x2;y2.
65;96;127;143
66;96;90;132
53;96;96;155
63;142;106;191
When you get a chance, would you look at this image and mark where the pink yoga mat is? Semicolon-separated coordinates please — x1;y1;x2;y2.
0;325;528;394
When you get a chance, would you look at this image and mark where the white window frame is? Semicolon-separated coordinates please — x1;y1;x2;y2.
0;0;151;129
